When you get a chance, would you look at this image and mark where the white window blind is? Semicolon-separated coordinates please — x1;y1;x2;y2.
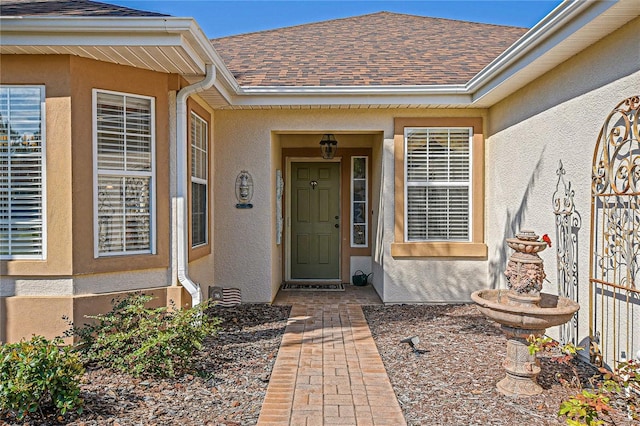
190;112;207;247
405;127;471;242
94;90;155;256
0;86;46;259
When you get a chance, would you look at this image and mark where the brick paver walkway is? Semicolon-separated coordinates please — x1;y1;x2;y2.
258;286;406;425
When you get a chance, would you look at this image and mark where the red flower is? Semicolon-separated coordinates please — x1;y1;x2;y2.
542;234;552;247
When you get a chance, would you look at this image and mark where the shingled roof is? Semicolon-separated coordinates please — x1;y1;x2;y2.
211;12;528;87
0;0;167;17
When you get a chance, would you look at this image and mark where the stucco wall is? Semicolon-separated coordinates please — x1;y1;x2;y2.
0;55;183;296
185;94;216;296
270;133;283;300
487;18;640;350
0;55;74;278
69;56;173;279
214;108;489;303
0;287;169;344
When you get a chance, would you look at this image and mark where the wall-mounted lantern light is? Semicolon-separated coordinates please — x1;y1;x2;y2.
235;170;254;208
319;133;338;160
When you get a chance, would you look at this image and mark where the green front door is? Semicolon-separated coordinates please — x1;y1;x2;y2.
291;162;340;279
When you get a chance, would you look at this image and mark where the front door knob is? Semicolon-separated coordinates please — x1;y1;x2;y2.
334;224;339;228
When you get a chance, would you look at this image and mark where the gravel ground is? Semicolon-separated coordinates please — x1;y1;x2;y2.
363;304;634;426
2;302;634;425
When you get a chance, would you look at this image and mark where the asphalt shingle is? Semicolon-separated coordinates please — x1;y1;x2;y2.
0;0;167;17
211;12;528;87
2;3;529;88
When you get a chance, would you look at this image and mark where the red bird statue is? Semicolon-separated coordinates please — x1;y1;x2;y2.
542;234;552;247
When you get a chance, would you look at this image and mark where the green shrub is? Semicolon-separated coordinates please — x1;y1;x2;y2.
0;335;84;420
75;293;219;378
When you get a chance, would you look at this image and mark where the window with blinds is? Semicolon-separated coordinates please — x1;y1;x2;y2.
0;86;46;259
404;127;471;242
190;112;207;247
94;90;155;257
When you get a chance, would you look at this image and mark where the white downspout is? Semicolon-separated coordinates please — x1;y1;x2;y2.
176;63;216;306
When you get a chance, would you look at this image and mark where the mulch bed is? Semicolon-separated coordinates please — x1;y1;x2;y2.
2;302;634;425
363;304;634;426
1;304;291;426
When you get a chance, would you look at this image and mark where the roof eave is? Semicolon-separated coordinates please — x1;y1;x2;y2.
0;16;240;102
238;84;468;96
469;0;639;106
228;85;472;107
2;0;636;109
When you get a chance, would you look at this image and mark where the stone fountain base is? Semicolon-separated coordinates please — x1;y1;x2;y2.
498;326;543;396
471;289;580;398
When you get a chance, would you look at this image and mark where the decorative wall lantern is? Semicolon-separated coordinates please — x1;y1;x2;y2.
235;170;253;208
319;134;338;160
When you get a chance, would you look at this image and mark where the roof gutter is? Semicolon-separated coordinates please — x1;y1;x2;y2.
237;84;468;95
175;63;216;306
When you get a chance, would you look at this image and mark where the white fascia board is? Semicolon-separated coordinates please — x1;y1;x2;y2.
231;84;471;106
230;90;472;107
211;79;236;104
0;31;185;47
0;16;195;34
238;84;468;95
469;0;627;104
174;18;240;92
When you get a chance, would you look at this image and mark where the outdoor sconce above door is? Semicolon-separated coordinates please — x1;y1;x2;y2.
319;134;338;160
235;170;254;208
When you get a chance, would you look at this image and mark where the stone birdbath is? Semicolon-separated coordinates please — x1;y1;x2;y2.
471;230;580;397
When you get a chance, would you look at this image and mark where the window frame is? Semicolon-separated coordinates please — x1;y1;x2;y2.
190;111;208;248
351;155;368;248
392;117;486;258
92;88;156;258
404;127;472;242
0;85;47;260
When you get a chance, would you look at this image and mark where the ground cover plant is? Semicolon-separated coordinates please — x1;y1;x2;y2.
74;293;220;378
0;335;84;421
528;336;639;425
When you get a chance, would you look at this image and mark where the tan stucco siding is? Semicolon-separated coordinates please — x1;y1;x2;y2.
270;133;283;300
1;55;181;298
69;56;172;276
183;95;216;297
214;108;489;303
1;55;74;277
0;55;173;277
0;288;169;344
487;18;640;345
